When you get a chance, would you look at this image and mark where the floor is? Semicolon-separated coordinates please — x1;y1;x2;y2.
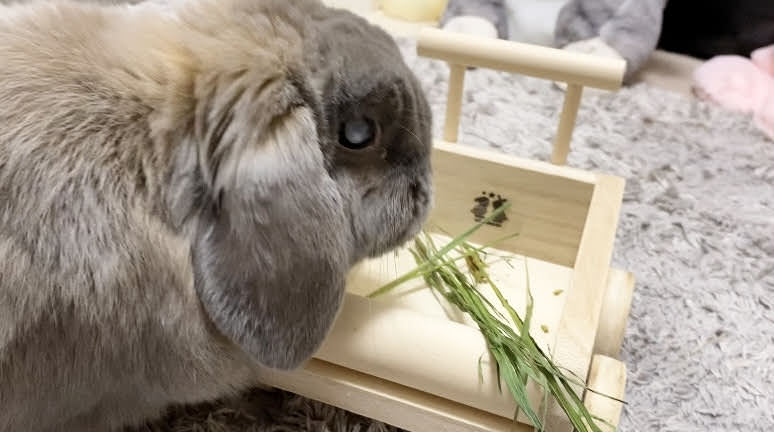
322;0;704;97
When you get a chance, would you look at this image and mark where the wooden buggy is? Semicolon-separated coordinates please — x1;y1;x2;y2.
258;28;635;432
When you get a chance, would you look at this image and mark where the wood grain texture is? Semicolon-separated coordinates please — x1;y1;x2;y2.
430;140;595;268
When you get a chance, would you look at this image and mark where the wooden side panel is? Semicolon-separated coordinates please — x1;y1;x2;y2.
535;174;626;432
429;141;596;267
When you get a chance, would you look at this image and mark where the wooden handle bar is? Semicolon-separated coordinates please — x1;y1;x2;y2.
417;27;626;91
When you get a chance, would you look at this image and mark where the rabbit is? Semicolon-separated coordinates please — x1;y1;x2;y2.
0;0;433;430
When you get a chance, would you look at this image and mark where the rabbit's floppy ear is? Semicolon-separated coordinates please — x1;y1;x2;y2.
190;67;352;370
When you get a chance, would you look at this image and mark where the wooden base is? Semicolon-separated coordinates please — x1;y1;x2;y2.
260;266;633;432
260;351;627;432
259;359;526;432
259;355;627;432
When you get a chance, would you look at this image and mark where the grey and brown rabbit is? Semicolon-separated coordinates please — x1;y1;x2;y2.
0;0;433;430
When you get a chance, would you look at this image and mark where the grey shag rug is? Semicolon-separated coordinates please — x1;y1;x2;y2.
139;37;774;432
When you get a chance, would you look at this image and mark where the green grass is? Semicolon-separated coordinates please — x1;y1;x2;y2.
367;203;624;431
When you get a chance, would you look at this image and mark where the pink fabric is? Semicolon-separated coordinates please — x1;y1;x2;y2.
692;45;774;141
751;44;774;76
692;55;770;113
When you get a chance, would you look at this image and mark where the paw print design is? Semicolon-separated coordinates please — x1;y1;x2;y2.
490;194;508;226
471;191;509;227
471;192;492;222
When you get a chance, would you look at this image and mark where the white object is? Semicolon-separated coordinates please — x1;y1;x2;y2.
443;15;499;39
505;0;568;46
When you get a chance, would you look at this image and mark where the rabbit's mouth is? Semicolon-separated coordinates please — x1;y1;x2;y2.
354;172;432;261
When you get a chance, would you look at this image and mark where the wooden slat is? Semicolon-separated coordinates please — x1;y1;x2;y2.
530;174;626;431
433;140;598;190
258;359;531;432
430;140;596;268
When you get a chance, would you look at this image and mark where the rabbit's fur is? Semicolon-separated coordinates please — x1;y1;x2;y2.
0;0;433;430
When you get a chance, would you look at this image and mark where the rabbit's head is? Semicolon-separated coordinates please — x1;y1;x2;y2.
301;5;434;262
179;0;433;371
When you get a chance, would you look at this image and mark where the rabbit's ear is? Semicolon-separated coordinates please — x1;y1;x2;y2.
190;69;351;370
192;68;318;197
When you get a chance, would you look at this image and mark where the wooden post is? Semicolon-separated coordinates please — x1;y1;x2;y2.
594;269;635;358
583;355;627;432
540;174;625;432
551;83;583;165
443;63;465;143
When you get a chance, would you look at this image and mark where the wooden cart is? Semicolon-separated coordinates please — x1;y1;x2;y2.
258;28;634;432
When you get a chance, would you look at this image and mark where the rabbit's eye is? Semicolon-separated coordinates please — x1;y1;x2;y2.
339;117;375;149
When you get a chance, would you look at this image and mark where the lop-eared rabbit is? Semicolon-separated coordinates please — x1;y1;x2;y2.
0;0;433;430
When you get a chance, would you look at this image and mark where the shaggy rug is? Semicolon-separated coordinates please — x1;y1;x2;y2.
137;37;774;432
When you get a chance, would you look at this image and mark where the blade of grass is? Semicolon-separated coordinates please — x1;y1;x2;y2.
366;203;512;298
